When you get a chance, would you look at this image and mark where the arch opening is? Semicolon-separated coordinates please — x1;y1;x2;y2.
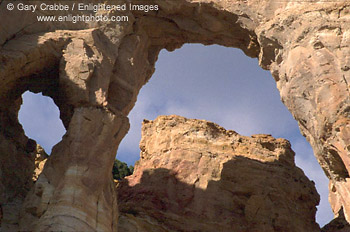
18;91;66;155
117;43;333;227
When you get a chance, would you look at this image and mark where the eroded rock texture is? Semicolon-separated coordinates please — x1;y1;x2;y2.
117;115;320;232
0;0;350;231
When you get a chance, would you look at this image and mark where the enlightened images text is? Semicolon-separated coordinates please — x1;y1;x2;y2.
78;3;159;13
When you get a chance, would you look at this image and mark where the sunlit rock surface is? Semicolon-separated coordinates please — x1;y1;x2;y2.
117;115;320;232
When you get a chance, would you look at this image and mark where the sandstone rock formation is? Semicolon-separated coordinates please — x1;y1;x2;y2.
32;144;48;182
0;141;47;231
117;115;320;232
322;209;350;232
0;0;350;231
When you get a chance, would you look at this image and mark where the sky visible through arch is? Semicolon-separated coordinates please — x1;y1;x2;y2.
19;44;333;226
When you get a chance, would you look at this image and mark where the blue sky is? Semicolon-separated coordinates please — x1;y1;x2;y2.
18;44;333;226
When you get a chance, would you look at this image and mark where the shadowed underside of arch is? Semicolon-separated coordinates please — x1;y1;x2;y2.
0;0;350;231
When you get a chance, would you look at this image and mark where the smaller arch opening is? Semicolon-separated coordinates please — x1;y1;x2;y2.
18;91;66;154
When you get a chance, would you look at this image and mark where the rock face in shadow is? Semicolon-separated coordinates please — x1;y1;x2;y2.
117;115;320;232
322;209;350;232
0;0;350;231
0;142;47;231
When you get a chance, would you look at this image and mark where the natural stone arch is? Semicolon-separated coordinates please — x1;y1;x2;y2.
1;0;350;231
